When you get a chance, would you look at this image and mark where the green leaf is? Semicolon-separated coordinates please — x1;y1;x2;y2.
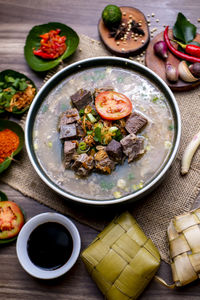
113;129;122;141
18;81;28;91
94;127;102;143
24;22;79;72
0;120;24;174
0;191;8;201
0;69;37;114
173;12;196;43
189;41;200;47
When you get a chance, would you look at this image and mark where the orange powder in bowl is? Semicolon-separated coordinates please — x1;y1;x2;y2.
0;129;20;163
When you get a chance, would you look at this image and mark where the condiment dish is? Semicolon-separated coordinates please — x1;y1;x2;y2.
16;212;81;279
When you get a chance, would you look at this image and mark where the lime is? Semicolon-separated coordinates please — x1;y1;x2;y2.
102;5;122;29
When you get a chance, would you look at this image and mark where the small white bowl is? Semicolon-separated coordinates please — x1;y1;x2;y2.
16;212;81;279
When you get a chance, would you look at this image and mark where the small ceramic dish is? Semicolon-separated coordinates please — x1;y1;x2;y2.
16;212;81;279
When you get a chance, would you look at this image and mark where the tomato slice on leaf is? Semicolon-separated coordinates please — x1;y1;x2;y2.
0;201;24;241
95;91;132;120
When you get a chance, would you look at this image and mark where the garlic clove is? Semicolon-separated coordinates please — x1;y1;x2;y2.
178;61;198;82
165;62;178;82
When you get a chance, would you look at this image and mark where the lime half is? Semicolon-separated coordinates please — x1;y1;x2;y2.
102;5;122;29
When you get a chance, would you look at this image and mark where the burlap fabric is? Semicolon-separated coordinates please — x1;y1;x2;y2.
1;35;200;263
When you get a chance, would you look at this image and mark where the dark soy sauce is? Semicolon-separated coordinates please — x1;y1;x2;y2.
27;222;73;270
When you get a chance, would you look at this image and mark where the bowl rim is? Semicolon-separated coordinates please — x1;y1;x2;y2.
25;56;181;205
16;212;81;279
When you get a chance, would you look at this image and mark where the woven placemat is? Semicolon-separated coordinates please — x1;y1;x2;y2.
1;34;200;263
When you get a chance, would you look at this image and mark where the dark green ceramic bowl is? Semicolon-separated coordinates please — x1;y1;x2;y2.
25;57;181;206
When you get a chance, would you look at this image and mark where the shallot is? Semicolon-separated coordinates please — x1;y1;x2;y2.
189;62;200;78
154;41;168;60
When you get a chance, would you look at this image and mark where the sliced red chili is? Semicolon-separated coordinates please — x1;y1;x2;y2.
33;29;67;60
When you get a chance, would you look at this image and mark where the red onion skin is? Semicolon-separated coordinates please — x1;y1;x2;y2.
189;63;200;78
154;41;168;60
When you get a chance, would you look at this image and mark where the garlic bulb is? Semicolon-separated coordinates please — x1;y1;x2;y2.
178;61;198;82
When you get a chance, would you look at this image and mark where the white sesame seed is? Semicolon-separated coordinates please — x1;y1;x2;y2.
122;23;126;26
138;23;142;26
187;19;190;22
79;48;82;51
156;19;159;22
135;33;138;37
139;34;142;37
123;12;126;16
129;14;133;19
147;14;150;17
147;20;151;23
152;13;155;17
148;23;151;26
137;57;140;61
198;19;200;22
116;41;120;46
120;37;123;40
140;53;143;57
134;37;138;41
141;40;145;44
121;48;125;51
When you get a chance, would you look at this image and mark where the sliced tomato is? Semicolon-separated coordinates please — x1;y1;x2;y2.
0;201;24;240
95;91;132;120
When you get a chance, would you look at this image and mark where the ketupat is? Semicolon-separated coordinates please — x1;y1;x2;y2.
168;208;200;286
81;211;160;300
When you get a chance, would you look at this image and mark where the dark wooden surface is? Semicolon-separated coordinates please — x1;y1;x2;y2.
1;0;200;299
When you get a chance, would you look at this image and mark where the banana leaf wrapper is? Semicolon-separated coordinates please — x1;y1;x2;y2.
81;211;160;300
168;208;200;286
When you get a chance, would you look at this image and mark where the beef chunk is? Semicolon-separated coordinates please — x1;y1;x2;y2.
71;89;92;110
64;141;76;168
125;112;148;134
94;150;115;173
76;121;85;137
106;139;123;163
72;154;94;177
59;123;77;140
120;133;144;163
58;108;80;129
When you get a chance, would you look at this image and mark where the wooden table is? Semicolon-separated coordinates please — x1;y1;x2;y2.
1;0;200;299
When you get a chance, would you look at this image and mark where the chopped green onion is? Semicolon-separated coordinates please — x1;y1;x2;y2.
109;126;118;133
87;113;97;123
79;108;85;116
77;141;90;154
87;130;93;135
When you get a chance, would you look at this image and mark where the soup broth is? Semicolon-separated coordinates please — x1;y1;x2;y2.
33;66;174;200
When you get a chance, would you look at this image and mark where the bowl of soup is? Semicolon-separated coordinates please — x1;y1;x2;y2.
25;57;181;205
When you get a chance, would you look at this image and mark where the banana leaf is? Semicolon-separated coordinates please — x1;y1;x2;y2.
0;119;24;173
24;22;79;72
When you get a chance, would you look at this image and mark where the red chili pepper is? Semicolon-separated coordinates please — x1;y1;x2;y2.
171;39;200;58
164;26;200;63
33;50;55;59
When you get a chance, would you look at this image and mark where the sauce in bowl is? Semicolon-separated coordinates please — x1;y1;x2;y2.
27;222;73;270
